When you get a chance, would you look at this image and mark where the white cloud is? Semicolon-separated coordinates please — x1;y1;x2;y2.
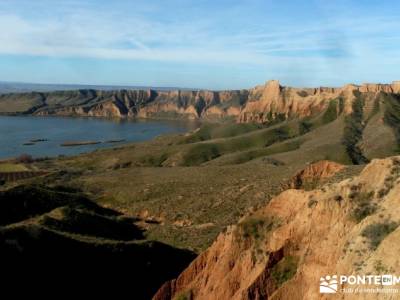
0;1;399;87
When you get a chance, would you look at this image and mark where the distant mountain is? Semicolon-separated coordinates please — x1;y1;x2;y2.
0;81;194;94
1;80;399;125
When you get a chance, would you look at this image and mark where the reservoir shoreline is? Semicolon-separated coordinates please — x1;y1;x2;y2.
0;115;199;159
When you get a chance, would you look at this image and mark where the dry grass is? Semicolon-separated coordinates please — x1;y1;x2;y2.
28;116;373;251
0;163;29;172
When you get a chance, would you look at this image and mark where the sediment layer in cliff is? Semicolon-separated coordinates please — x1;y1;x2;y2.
0;81;399;122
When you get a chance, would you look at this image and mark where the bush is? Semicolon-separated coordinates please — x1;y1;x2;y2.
240;217;266;239
174;290;193;300
271;256;298;286
15;154;33;164
182;143;220;166
264;112;286;126
361;221;398;250
239;216;278;240
350;191;377;222
299;119;313;135
180;124;214;144
342;93;369;164
322;100;339;124
308;198;318;208
140;153;169;167
297;90;308;97
334;195;343;202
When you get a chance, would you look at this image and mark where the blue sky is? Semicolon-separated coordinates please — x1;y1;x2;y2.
0;0;399;89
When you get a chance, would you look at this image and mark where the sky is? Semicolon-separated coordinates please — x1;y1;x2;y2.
0;0;399;89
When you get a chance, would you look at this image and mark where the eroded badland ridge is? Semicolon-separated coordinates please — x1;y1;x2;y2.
1;80;400;122
154;156;400;300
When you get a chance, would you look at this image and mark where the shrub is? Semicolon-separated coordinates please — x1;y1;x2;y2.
240;217;266;239
342;93;369;164
174;290;192;300
269;126;292;144
308;198;318;208
374;260;389;274
239;216;278;240
271;256;298;286
299;119;313;135
361;221;398;250
322;100;339;124
377;188;389;198
140;153;169;167
350;191;377;223
180;124;214;144
297;90;308;97
378;164;400;197
334;195;343;202
182;143;220;166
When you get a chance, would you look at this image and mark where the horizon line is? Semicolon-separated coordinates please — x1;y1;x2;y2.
1;79;400;93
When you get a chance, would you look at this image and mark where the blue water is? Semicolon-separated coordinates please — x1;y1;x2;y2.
0;116;198;159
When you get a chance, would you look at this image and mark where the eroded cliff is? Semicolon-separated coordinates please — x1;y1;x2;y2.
154;156;400;300
0;81;399;123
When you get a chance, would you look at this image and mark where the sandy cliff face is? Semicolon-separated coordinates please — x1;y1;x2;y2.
238;80;343;123
154;157;400;300
237;80;400;123
1;81;399;122
287;160;345;189
29;89;247;120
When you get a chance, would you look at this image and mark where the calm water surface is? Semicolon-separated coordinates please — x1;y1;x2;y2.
0;116;198;159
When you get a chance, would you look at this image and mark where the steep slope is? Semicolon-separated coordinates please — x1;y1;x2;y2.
154;156;400;300
0;184;196;300
239;81;400;124
0;81;399;123
0;89;248;120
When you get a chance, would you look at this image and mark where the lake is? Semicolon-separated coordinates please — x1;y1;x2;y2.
0;116;198;159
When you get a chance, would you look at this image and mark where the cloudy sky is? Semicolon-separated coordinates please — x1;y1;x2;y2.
0;0;399;89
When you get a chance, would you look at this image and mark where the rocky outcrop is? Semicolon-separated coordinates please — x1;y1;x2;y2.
238;80;345;123
0;81;399;122
287;160;345;189
154;157;400;299
238;80;400;123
